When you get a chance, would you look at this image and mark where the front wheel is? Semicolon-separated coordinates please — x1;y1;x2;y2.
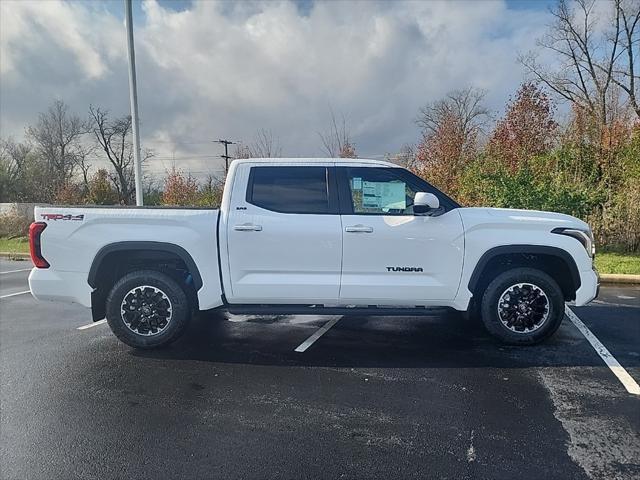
480;267;565;345
106;270;191;349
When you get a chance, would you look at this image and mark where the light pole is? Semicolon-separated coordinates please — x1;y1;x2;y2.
124;0;144;206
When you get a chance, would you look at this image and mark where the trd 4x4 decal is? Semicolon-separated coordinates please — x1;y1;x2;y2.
41;213;84;221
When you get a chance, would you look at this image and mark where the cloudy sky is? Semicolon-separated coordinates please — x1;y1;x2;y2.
0;0;557;178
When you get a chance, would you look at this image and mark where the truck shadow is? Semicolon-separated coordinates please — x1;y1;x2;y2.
130;306;640;369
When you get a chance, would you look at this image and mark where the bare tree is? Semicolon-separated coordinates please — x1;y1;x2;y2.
251;128;282;158
233;129;282;162
318;109;357;158
0;138;55;202
26;100;87;193
233;143;252;160
416;87;489;142
387;144;417;168
0;139;30;201
89;106;151;204
0;139;29;185
612;0;640;117
75;144;96;193
520;0;640;122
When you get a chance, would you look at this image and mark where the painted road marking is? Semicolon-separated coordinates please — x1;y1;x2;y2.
294;317;341;353
77;319;107;330
0;268;31;275
592;299;635;308
565;306;640;395
466;430;476;463
0;290;30;299
616;295;635;300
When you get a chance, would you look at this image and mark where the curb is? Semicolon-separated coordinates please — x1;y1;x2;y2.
599;274;640;285
0;252;30;260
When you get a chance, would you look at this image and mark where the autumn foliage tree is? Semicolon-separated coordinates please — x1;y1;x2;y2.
161;168;200;206
414;113;467;196
160;169;224;207
457;84;600;218
413;87;488;198
488;83;558;171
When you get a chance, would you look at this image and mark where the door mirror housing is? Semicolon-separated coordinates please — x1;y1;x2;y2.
413;192;441;215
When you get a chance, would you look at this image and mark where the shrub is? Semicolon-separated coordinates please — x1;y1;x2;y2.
162;168;199;206
53;183;84;205
86;169;119;205
0;212;31;237
459;153;602;218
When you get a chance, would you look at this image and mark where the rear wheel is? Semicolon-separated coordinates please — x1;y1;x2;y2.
480;267;564;345
106;270;191;349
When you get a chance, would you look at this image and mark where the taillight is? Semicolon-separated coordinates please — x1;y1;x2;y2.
29;222;49;269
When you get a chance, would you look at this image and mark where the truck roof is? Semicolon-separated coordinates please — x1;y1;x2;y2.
232;157;398;168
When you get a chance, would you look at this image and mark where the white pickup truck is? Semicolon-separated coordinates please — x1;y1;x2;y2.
29;158;599;348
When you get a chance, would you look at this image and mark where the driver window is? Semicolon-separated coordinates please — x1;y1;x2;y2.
346;167;418;215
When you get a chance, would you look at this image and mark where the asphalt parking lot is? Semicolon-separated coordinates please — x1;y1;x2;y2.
1;258;639;480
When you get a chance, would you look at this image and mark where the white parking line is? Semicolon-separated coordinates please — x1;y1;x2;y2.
0;290;31;299
77;319;107;330
294;317;341;353
0;268;31;275
565;306;640;395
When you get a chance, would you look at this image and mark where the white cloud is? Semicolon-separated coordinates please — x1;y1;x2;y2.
1;0;121;79
0;0;552;178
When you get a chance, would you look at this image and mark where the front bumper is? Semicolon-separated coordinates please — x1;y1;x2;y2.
574;268;599;306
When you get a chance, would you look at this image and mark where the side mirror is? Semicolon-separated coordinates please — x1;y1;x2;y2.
413;192;440;215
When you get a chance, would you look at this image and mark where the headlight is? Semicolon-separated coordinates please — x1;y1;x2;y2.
552;227;595;258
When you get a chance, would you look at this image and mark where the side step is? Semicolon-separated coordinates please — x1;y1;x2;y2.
224;304;451;316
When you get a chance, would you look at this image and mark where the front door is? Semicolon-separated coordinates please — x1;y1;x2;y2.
338;167;464;304
226;164;342;303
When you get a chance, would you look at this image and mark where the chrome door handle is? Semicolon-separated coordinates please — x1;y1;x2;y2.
234;224;262;231
345;225;373;233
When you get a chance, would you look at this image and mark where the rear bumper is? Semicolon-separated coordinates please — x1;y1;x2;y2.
28;268;92;307
574;268;599;306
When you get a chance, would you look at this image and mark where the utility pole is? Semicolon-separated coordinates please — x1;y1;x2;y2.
124;0;144;206
215;139;235;175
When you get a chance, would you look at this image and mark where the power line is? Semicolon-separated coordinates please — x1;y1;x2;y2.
149;140;214;145
146;155;220;161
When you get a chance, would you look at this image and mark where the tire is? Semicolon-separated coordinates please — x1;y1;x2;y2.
480;267;564;345
105;270;191;349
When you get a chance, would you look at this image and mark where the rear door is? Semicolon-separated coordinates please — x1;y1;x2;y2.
226;163;342;303
338;166;464;304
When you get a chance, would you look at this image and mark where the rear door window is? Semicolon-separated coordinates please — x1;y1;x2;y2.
247;166;333;214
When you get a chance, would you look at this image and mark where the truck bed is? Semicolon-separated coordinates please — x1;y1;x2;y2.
29;206;223;310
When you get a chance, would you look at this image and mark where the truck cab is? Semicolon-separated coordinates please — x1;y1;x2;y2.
221;159;463;307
